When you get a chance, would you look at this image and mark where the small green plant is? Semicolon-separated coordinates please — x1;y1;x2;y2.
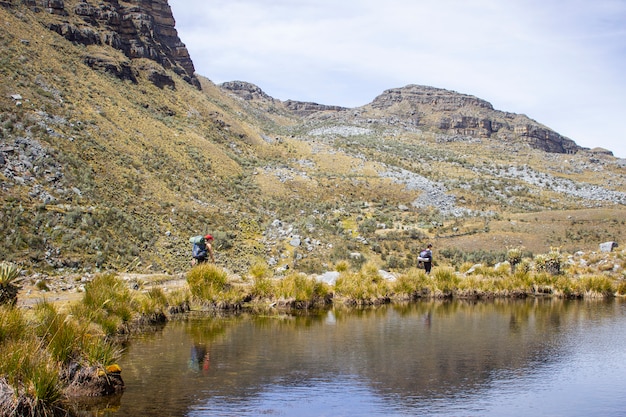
334;260;349;272
249;261;270;281
0;262;21;306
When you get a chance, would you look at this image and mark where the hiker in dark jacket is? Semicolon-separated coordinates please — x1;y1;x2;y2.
419;244;433;274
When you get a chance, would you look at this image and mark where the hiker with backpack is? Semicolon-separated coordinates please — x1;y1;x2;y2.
418;243;433;274
190;234;215;265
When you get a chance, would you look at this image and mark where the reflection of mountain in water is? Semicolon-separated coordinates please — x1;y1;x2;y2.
109;300;612;415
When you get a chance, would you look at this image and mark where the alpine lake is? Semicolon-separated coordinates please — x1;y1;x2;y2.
80;298;626;417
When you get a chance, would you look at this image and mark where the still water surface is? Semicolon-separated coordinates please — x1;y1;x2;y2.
101;299;626;416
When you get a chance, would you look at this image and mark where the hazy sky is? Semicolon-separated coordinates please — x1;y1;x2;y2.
169;0;626;158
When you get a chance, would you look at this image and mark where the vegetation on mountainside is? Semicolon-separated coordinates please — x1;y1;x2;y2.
1;5;626;284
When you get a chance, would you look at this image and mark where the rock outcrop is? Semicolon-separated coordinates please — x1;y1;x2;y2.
360;85;581;154
220;81;277;103
7;0;199;88
283;100;348;117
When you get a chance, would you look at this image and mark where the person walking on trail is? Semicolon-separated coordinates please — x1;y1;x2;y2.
419;243;433;274
191;234;215;265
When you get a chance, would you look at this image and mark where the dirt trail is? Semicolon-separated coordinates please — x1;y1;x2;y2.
17;273;187;309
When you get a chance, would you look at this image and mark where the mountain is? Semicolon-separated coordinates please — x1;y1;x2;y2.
1;1;625;277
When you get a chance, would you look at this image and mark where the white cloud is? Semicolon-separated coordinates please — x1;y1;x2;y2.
170;0;626;157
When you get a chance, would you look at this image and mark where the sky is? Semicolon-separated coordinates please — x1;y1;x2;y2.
168;0;626;158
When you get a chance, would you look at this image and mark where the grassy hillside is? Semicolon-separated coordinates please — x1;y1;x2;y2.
1;5;625;278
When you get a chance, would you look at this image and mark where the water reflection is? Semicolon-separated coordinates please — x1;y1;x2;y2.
95;299;626;416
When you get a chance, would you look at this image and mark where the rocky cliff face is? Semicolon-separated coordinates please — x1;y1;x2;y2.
7;0;199;88
361;85;581;154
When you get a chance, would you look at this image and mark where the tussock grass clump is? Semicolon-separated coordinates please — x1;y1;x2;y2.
0;338;63;415
34;301;122;367
578;275;615;297
71;274;134;336
393;268;431;299
249;261;271;281
616;280;626;296
251;275;275;299
34;301;82;364
432;267;460;294
276;273;330;306
0;304;27;343
186;264;229;302
187;264;247;307
531;271;559;294
335;262;391;304
0;307;64;414
334;261;350;272
135;288;169;322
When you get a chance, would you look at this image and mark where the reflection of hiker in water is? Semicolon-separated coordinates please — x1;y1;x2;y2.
424;311;432;328
189;344;210;373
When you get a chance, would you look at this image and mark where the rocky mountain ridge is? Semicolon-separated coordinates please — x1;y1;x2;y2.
220;82;583;155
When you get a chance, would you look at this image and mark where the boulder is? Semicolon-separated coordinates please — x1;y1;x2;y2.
599;241;618;253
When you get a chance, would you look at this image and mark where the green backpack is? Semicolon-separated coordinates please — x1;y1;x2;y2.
189;235;205;245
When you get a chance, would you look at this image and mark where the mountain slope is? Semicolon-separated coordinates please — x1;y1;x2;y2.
1;2;625;277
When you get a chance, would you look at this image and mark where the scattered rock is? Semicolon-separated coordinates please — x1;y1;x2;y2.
600;241;618;253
